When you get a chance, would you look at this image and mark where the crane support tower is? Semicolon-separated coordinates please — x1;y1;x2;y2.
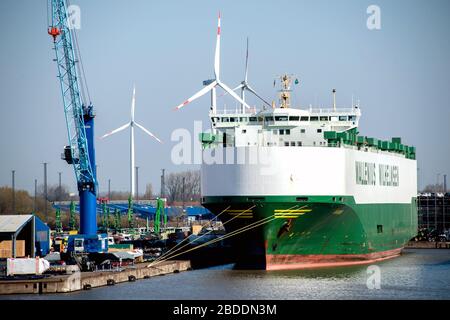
48;0;107;255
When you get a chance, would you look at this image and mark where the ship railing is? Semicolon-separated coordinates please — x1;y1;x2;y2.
308;107;359;114
212;108;258;115
212;107;360;115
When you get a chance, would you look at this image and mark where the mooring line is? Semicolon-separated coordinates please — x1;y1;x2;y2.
149;205;231;266
152;214;274;265
151;215;278;265
151;205;305;265
148;204;256;267
148;204;300;267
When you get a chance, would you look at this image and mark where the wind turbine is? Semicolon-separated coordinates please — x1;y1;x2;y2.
100;85;162;198
174;13;250;113
230;38;271;113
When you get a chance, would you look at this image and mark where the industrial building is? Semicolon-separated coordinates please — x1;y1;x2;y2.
0;215;50;258
418;193;450;232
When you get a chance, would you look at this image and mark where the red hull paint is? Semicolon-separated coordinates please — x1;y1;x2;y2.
266;247;403;271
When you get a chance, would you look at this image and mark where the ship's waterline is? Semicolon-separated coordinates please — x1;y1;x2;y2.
202;195;417;270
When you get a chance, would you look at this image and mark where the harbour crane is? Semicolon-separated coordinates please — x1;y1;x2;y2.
48;0;107;257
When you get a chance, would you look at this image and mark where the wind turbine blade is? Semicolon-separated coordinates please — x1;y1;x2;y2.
246;84;272;107
174;80;217;110
218;83;244;98
131;84;136;122
134;122;163;143
218;81;251;110
214;12;221;79
244;37;249;83
100;123;130;139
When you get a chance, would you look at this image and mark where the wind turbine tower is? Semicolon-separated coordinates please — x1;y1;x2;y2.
101;85;162;198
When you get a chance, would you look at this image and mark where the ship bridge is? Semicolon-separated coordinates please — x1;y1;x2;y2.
207;105;361;148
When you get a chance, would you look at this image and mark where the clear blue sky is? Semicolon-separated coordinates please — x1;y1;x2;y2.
0;0;449;194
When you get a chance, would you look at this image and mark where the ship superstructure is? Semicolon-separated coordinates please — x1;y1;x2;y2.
174;14;418;270
199;76;417;270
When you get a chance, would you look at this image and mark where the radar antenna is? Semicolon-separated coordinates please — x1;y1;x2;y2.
275;74;298;109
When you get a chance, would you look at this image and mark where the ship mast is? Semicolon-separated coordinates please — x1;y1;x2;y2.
277;74;293;109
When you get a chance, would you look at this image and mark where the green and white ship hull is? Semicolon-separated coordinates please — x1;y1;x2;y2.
171;14;418;270
201;145;418;270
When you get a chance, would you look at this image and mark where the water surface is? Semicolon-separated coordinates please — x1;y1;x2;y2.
2;249;450;300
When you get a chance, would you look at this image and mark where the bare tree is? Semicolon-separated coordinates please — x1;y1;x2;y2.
422;183;445;193
109;191;131;201
165;170;201;204
0;187;42;215
37;184;70;202
166;172;182;203
143;183;153;199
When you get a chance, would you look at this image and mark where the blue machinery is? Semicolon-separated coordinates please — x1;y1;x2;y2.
48;0;107;253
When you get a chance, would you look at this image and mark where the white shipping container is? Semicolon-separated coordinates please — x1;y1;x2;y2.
6;258;50;276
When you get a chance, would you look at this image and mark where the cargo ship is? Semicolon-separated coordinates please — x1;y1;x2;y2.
198;75;417;270
175;15;418;270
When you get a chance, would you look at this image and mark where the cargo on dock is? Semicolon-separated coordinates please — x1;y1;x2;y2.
0;260;190;295
406;241;450;249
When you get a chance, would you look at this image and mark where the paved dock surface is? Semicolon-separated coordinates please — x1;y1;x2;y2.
0;260;191;295
406;241;450;249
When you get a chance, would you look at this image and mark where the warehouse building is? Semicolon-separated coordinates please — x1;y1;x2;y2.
0;215;50;258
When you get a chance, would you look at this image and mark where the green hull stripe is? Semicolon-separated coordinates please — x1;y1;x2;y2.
202;195;418;257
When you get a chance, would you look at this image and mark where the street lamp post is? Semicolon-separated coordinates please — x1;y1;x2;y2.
34;179;37;213
135;166;139;201
161;169;165;198
12;170;15;214
43;162;48;222
58;171;62;201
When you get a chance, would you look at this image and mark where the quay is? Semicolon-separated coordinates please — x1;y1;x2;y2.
0;260;190;295
406;241;450;249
